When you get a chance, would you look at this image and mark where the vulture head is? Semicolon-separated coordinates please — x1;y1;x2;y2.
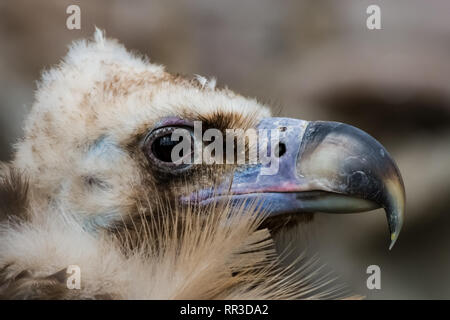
0;30;405;299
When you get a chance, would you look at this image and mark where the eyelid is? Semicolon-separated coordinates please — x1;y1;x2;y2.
152;117;195;129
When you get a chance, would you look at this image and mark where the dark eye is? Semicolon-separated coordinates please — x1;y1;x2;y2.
143;126;194;173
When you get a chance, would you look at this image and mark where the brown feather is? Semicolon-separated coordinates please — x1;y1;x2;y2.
0;165;29;222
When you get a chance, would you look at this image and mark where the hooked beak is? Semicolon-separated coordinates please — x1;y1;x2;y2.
184;118;405;249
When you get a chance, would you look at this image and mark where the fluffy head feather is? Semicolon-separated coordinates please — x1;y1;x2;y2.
13;29;270;228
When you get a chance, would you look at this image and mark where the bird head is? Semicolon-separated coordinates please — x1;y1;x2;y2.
13;30;405;249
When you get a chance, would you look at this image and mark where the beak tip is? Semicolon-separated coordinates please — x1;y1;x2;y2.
386;180;405;251
388;207;404;250
389;232;399;250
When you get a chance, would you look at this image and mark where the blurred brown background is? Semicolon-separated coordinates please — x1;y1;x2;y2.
1;0;449;299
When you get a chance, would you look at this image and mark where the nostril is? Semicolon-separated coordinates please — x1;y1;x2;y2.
275;142;287;157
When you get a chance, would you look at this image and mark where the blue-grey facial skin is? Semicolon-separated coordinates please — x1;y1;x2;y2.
183;118;405;249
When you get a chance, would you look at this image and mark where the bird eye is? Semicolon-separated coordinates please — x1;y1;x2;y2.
143;126;194;173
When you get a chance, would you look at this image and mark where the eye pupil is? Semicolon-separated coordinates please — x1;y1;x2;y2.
152;135;177;162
